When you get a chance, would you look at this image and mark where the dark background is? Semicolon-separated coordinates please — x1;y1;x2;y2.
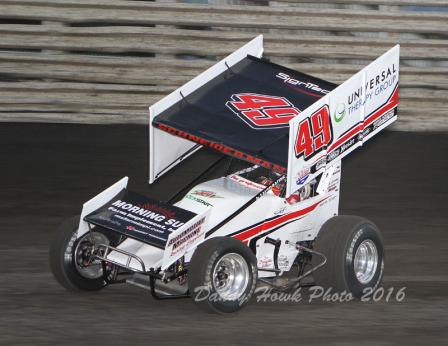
1;123;447;345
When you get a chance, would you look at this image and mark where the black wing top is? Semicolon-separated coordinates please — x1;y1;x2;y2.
153;56;336;171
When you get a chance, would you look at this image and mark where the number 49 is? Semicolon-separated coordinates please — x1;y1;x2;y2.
294;105;332;160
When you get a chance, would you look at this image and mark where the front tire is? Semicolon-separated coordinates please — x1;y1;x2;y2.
311;215;384;298
49;216;117;291
188;237;257;313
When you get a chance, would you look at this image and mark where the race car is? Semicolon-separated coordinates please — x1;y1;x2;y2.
50;36;399;313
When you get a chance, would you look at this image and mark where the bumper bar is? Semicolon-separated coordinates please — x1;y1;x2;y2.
95;243;146;273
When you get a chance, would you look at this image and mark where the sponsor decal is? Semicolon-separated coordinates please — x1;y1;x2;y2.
276;72;331;95
226;93;300;130
373;109;395;130
138;202;176;219
185;194;213;207
325;84;399;164
229;174;265;191
296;167;311;185
346;67;398;117
258;256;274;269
167;217;206;254
162;212;210;268
85;190;196;248
156;123;286;173
277;254;290;270
274;205;286;215
315;158;326;171
327;149;339;163
296;175;309;185
348;64;397;109
333;102;346;123
111;199;185;228
191;190;223;198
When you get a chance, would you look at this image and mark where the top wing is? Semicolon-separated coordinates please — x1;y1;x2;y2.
152;55;336;173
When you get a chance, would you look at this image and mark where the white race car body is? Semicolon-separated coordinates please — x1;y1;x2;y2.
70;35;398;295
79;161;340;278
177;164;340;276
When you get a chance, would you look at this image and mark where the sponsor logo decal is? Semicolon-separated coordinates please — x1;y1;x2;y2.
258;256;274;269
229;174;265;190
156;123;286;173
296;167;311;185
347;66;398;117
274;205;287;215
162;214;209;267
162;216;207;267
296;175;308;185
185;194;213;207
276;72;331;95
191;190;223;198
372;109;395;130
326;85;399;161
110;199;186;230
333;102;346;123
168;217;206;252
348;64;397;108
277;255;290;270
85;190;198;250
138;202;176;219
226;93;300;129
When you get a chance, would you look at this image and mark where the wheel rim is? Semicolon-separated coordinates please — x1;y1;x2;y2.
353;239;378;284
212;253;250;300
74;232;109;279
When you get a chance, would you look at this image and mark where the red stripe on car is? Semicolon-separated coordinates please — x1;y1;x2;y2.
233;198;326;242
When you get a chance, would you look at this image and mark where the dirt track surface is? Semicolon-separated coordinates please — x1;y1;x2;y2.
1;123;447;345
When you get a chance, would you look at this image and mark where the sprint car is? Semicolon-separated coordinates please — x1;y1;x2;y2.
50;36;399;313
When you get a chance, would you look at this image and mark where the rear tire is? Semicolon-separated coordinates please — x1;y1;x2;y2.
311;215;384;298
49;216;118;291
188;237;257;313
